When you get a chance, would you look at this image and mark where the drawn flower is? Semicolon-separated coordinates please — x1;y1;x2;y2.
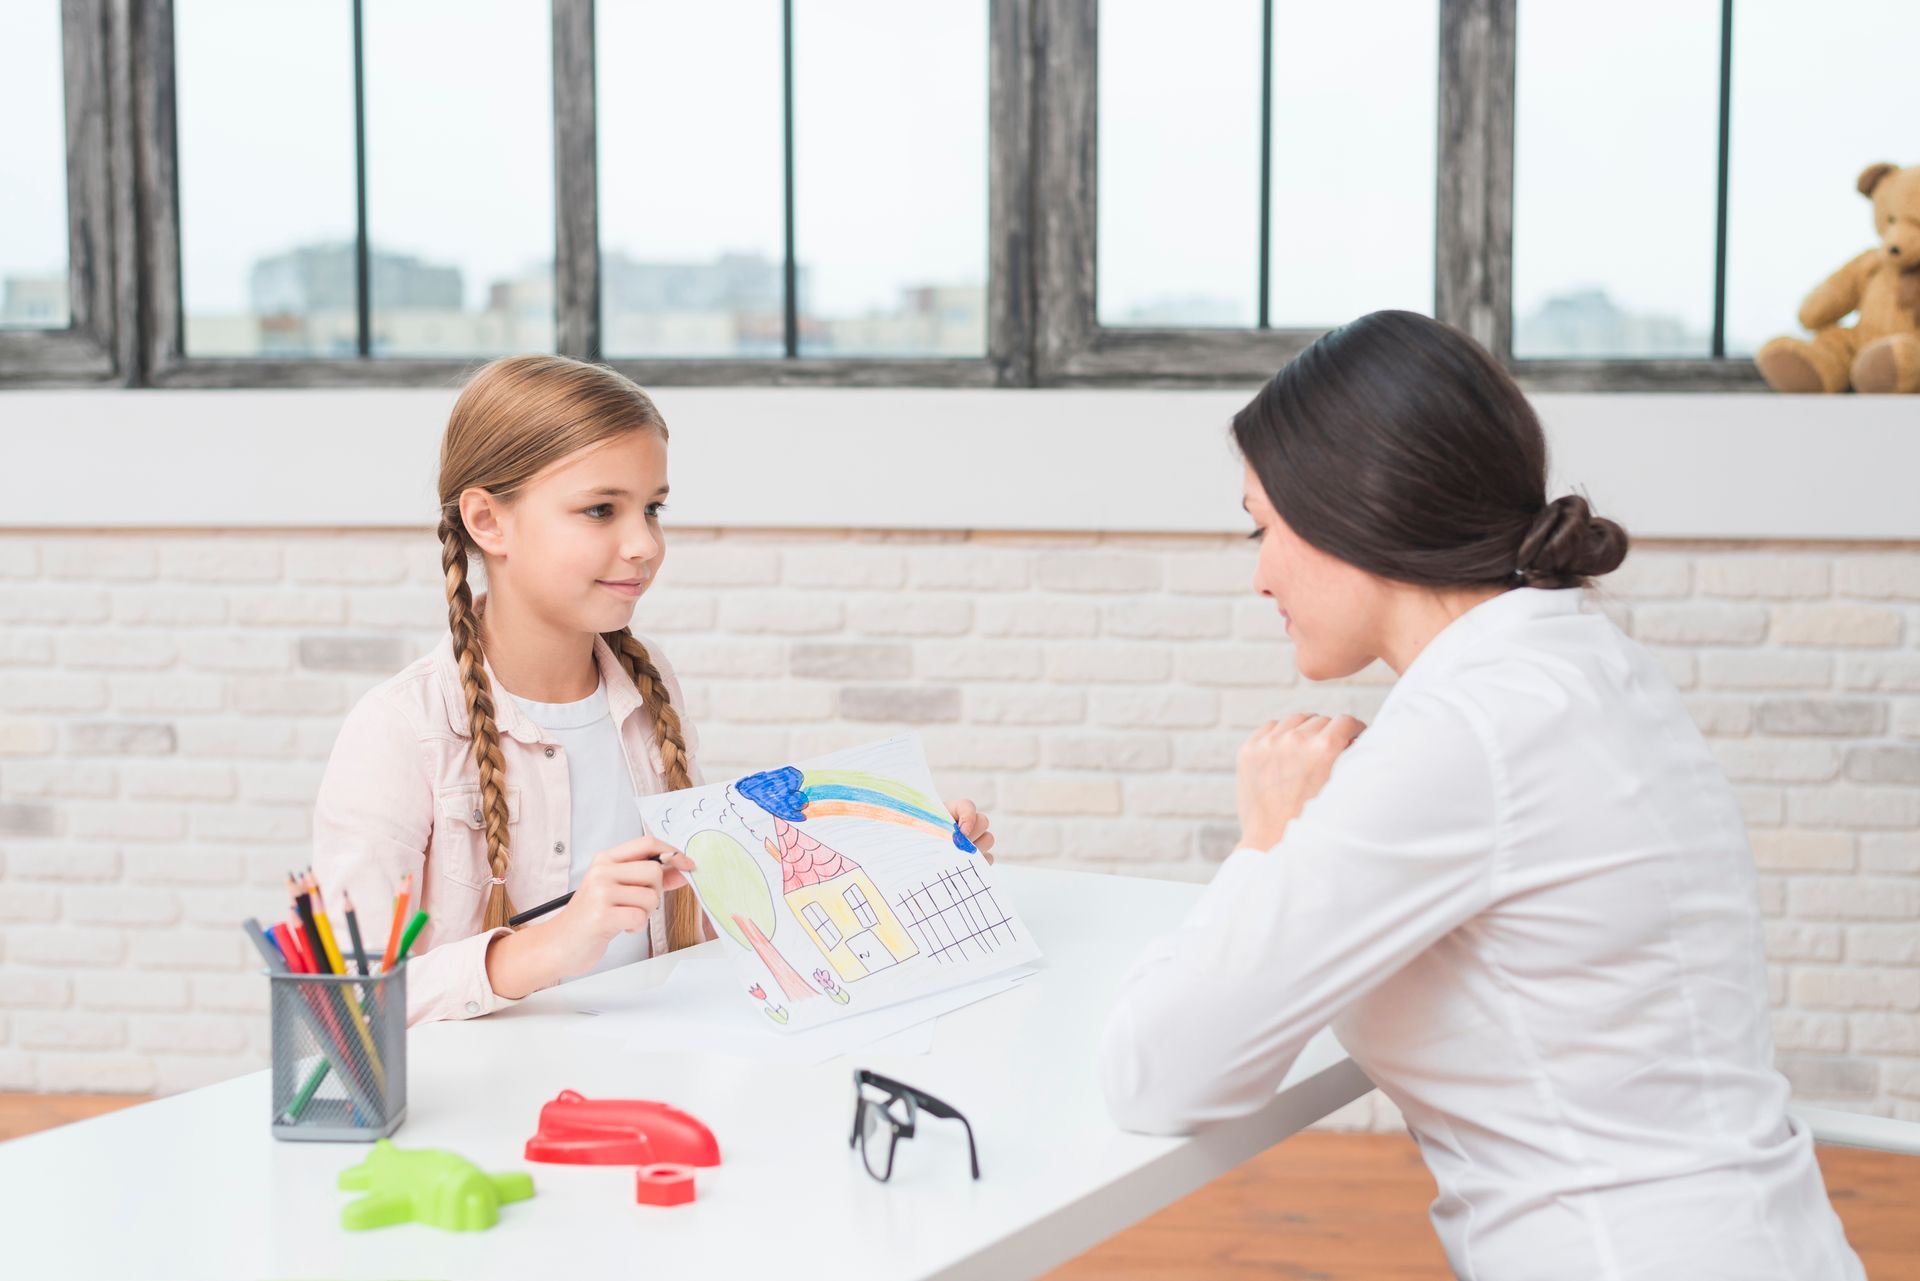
748;984;766;1001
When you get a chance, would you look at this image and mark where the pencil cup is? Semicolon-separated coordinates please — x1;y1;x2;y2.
268;964;407;1141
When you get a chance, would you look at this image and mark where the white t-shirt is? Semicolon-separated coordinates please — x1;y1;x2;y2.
506;680;652;977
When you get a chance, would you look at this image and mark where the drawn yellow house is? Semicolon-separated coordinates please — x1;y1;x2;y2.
764;818;917;982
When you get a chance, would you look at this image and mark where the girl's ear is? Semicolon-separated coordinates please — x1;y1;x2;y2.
459;488;509;558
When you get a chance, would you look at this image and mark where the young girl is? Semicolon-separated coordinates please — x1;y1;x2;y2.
311;355;993;1025
1101;311;1863;1279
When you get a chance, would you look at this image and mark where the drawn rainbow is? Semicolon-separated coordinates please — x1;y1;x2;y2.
737;766;978;854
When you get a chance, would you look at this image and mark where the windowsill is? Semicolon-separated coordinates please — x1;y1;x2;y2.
2;387;1913;541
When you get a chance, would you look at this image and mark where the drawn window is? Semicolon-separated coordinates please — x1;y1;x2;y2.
803;901;840;949
844;884;878;930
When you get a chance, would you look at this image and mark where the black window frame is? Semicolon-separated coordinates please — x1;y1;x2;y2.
0;0;1765;392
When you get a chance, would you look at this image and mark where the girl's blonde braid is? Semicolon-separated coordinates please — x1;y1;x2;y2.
604;627;704;950
440;516;519;930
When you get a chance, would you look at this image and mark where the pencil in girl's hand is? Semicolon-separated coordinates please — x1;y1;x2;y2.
342;891;369;976
380;872;413;972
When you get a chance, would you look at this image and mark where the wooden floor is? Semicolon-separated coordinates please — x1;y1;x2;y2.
4;1095;1914;1277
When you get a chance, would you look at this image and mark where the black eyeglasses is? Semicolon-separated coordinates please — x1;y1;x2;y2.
850;1069;980;1184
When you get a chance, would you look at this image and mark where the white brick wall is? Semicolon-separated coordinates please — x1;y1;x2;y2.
0;532;1916;1129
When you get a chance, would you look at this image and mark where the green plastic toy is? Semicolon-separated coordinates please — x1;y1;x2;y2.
337;1139;535;1232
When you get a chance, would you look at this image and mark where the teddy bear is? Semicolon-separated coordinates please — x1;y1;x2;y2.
1755;162;1920;394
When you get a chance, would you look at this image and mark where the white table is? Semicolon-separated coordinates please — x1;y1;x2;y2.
1;866;1375;1280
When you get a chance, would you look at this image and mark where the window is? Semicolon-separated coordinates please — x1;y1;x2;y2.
802;901;841;949
844;884;878;930
0;0;70;331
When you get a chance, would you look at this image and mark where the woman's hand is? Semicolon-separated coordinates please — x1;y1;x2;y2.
1236;713;1366;851
950;798;996;864
487;837;695;996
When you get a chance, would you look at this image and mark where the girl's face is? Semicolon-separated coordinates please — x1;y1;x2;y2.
1242;461;1389;681
467;430;670;637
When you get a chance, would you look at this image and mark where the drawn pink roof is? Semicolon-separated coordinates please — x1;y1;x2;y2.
766;818;859;895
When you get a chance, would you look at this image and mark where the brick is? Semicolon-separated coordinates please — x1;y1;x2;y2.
1060;817;1201;862
1749;830;1854;873
1770;1011;1847;1053
717;595;843;635
69;803;189;841
659;543;780;587
1848;924;1920;966
0;971;72;1008
1651;649;1698;690
66;721;178;756
1762;921;1843;961
160;539;284;582
63;886;183;927
1772;605;1902;647
1711;740;1840;782
0;886;58;922
2;761;115;798
0;804;58;836
1776;1053;1878;1100
16;1013;127;1052
1754;699;1884;737
130;1014;249;1055
235;761;326;805
9;927;127;967
1176;643;1298;688
1034;553;1161;593
0;632;53;665
0;585;111;625
1700;651;1833;690
1852;1013;1920;1055
1844;745;1920;785
918;729;1041;771
1835;553;1920;600
232;677;344;716
1047;733;1173;772
297;634;407;672
1046;643;1171;684
109;674;226;714
5;843;118;881
124;762;237;801
664;640;786;679
0;720;56;755
0;673;109;712
1004;777;1123;816
1126;776;1237;818
1234;599;1289;641
188;973;269;1015
1842;655;1920;693
0;540;39;577
231;590;346;627
42;540;158;582
34;1050;155;1093
707;684;835;724
1106;599;1231;640
1860;833;1920;874
286;539;409;585
1786;877;1920;920
347;589;450;631
783;547;907;589
112;586;230;625
1164;550;1259;596
789;642;911;680
189;807;310;848
178;633;294;673
846;596;971;637
1790;969;1920;1012
1632;604;1768;646
1601;552;1692;599
1694;555;1829;599
964;687;1087;726
1788;786;1920;829
839;686;961;724
906;548;1029;591
74;972;191;1012
1091;688;1220;729
917;643;1044;682
174;720;299;759
974;598;1100;639
1684;698;1752;736
127;929;244;971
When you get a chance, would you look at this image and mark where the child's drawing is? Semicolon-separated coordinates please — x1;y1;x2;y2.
636;734;1042;1033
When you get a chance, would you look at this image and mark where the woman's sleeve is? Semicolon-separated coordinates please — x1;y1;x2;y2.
1098;693;1500;1135
310;692;516;1026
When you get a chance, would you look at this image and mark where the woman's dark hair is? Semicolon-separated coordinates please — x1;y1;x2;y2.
1232;309;1628;591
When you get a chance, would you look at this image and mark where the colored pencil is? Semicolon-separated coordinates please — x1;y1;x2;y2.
380;873;413;972
342;891;369;976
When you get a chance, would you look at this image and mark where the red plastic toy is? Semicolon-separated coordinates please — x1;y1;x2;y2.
635;1163;697;1206
523;1090;722;1168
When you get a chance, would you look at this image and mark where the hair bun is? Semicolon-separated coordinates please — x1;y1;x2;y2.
1515;494;1629;588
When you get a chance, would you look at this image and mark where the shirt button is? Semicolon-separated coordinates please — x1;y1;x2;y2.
554;841;565;855
545;747;555;758
465;1000;481;1015
471;808;482;824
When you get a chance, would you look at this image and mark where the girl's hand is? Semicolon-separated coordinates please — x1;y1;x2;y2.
544;837;693;975
1236;713;1365;852
950;798;996;864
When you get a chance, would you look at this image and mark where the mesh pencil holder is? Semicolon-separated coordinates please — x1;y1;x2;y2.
269;964;408;1141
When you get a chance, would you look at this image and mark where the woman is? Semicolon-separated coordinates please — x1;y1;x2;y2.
1099;311;1863;1279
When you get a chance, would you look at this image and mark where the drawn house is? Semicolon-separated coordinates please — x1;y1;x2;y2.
764;818;918;981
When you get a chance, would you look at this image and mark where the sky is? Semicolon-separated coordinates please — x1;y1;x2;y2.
3;0;1914;354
